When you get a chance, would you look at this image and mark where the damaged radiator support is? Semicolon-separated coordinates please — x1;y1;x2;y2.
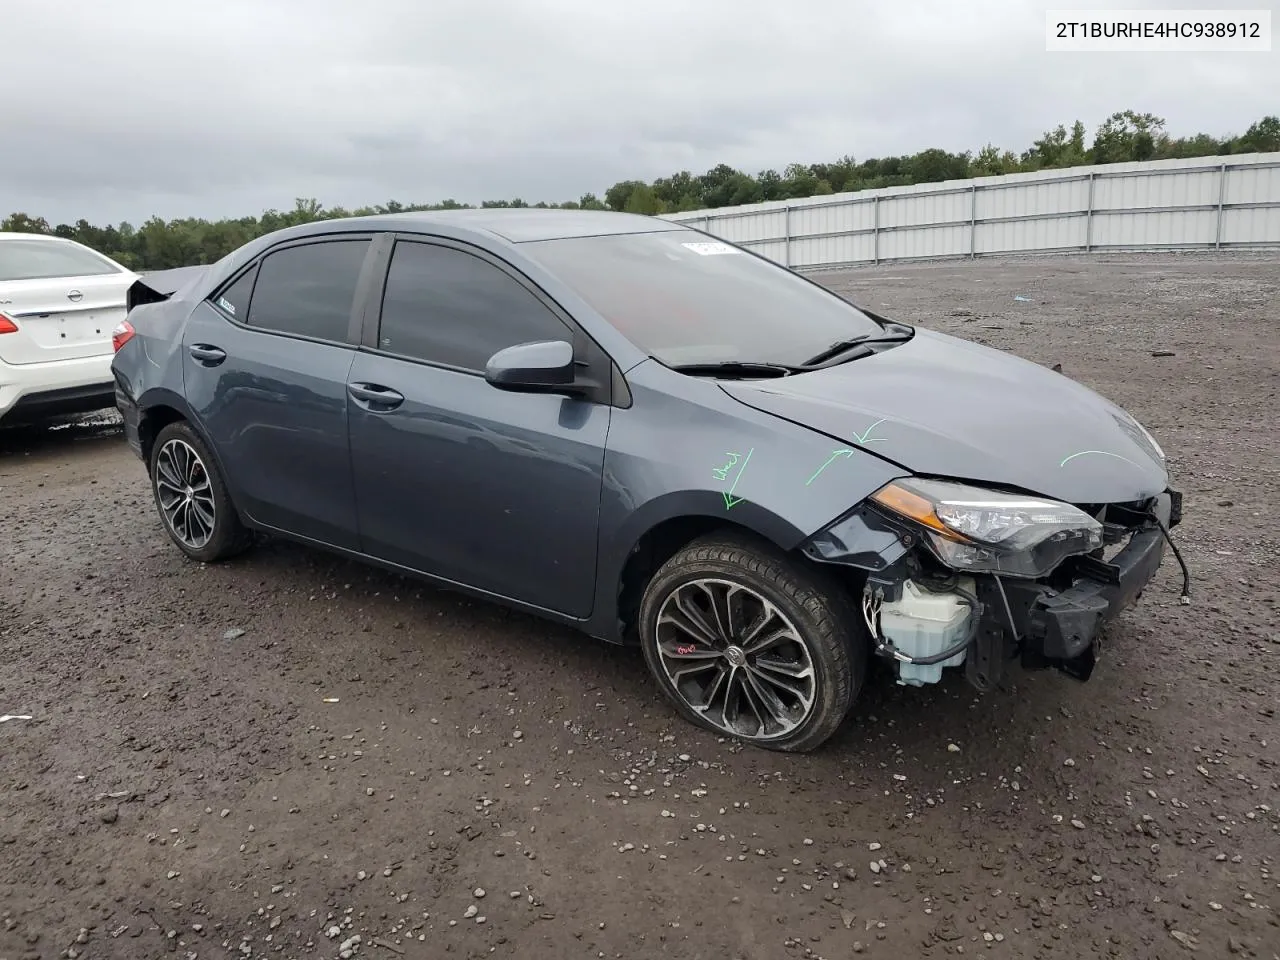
965;577;1020;692
849;488;1187;692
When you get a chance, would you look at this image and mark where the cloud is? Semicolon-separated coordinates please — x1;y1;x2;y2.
2;0;1275;224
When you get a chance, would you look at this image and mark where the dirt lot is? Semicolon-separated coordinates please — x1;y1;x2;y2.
2;253;1277;960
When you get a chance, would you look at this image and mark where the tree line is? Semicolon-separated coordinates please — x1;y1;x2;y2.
4;110;1277;272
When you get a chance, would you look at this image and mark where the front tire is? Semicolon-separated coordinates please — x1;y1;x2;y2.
149;420;252;563
638;532;866;753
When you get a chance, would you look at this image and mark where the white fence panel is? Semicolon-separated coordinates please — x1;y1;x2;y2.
975;214;1086;255
789;200;876;240
1223;205;1280;244
660;153;1280;269
790;231;875;267
1090;209;1218;247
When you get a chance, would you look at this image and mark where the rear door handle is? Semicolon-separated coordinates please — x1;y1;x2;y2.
188;343;226;365
347;382;404;411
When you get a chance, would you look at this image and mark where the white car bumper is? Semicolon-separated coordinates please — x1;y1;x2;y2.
0;353;116;423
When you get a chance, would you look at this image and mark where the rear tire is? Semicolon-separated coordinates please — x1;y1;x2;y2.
638;531;866;753
149;420;252;563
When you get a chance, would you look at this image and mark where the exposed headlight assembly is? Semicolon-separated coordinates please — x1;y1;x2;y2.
869;477;1103;578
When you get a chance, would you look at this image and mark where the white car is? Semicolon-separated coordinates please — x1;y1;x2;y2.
0;232;139;425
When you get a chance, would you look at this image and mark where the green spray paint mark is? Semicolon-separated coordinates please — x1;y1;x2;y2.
852;418;888;446
1059;449;1143;469
712;447;754;509
805;449;855;486
805;419;888;487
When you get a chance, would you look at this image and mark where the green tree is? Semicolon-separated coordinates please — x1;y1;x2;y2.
604;179;647;212
1022;121;1088;169
621;183;666;215
1091;110;1167;164
1;212;52;234
904;148;971;183
971;144;1020;177
1235;116;1280;153
756;168;785;202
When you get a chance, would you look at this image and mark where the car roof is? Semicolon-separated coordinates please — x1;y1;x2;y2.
181;208;696;308
293;208;687;244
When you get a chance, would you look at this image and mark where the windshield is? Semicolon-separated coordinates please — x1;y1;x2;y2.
522;231;883;366
0;237;125;282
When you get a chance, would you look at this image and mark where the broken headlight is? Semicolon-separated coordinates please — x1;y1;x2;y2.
868;477;1103;578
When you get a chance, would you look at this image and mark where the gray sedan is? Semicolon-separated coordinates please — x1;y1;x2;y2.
110;209;1187;752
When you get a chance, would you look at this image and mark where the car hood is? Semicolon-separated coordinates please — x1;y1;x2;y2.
718;328;1168;505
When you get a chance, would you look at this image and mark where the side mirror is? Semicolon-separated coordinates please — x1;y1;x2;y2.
484;340;577;393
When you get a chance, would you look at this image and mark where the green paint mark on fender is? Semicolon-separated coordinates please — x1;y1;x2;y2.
1059;449;1143;469
805;419;889;487
852;418;888;446
712;447;754;509
805;449;855;486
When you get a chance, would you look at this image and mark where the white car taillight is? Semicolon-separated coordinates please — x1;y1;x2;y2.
111;319;136;352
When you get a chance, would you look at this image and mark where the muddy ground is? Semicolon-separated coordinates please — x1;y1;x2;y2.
1;252;1277;960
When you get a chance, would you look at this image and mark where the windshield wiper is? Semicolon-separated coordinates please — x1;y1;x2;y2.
669;361;799;379
799;323;914;369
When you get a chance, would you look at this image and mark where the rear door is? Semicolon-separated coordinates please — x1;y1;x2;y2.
0;236;135;365
182;235;377;549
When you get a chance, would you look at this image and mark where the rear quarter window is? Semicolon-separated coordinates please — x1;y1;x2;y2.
212;265;258;320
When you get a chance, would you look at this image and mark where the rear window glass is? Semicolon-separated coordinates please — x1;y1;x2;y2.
0;238;124;282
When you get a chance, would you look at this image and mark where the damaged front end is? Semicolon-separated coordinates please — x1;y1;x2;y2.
801;478;1188;692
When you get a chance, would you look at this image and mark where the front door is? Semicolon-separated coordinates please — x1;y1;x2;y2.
183;237;372;549
347;238;610;618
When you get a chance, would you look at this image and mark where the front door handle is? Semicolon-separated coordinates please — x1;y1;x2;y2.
347;382;404;411
188;343;226;365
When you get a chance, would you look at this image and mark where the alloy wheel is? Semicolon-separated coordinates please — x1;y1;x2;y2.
654;577;817;741
154;438;217;549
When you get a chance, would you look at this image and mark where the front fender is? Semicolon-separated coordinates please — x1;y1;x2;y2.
585;365;910;639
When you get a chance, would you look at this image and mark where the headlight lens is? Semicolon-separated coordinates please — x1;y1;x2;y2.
869;477;1103;578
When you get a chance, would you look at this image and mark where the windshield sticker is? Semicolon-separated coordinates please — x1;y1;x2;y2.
712;447;754;510
217;296;236;316
682;241;740;256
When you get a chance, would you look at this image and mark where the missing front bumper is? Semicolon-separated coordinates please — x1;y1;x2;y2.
856;490;1183;690
969;490;1177;687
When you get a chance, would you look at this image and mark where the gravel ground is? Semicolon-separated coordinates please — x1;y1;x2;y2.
1;252;1277;960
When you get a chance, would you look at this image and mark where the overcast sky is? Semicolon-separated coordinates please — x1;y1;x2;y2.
3;0;1276;226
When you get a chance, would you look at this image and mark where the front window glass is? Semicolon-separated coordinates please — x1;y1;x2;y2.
377;241;569;370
